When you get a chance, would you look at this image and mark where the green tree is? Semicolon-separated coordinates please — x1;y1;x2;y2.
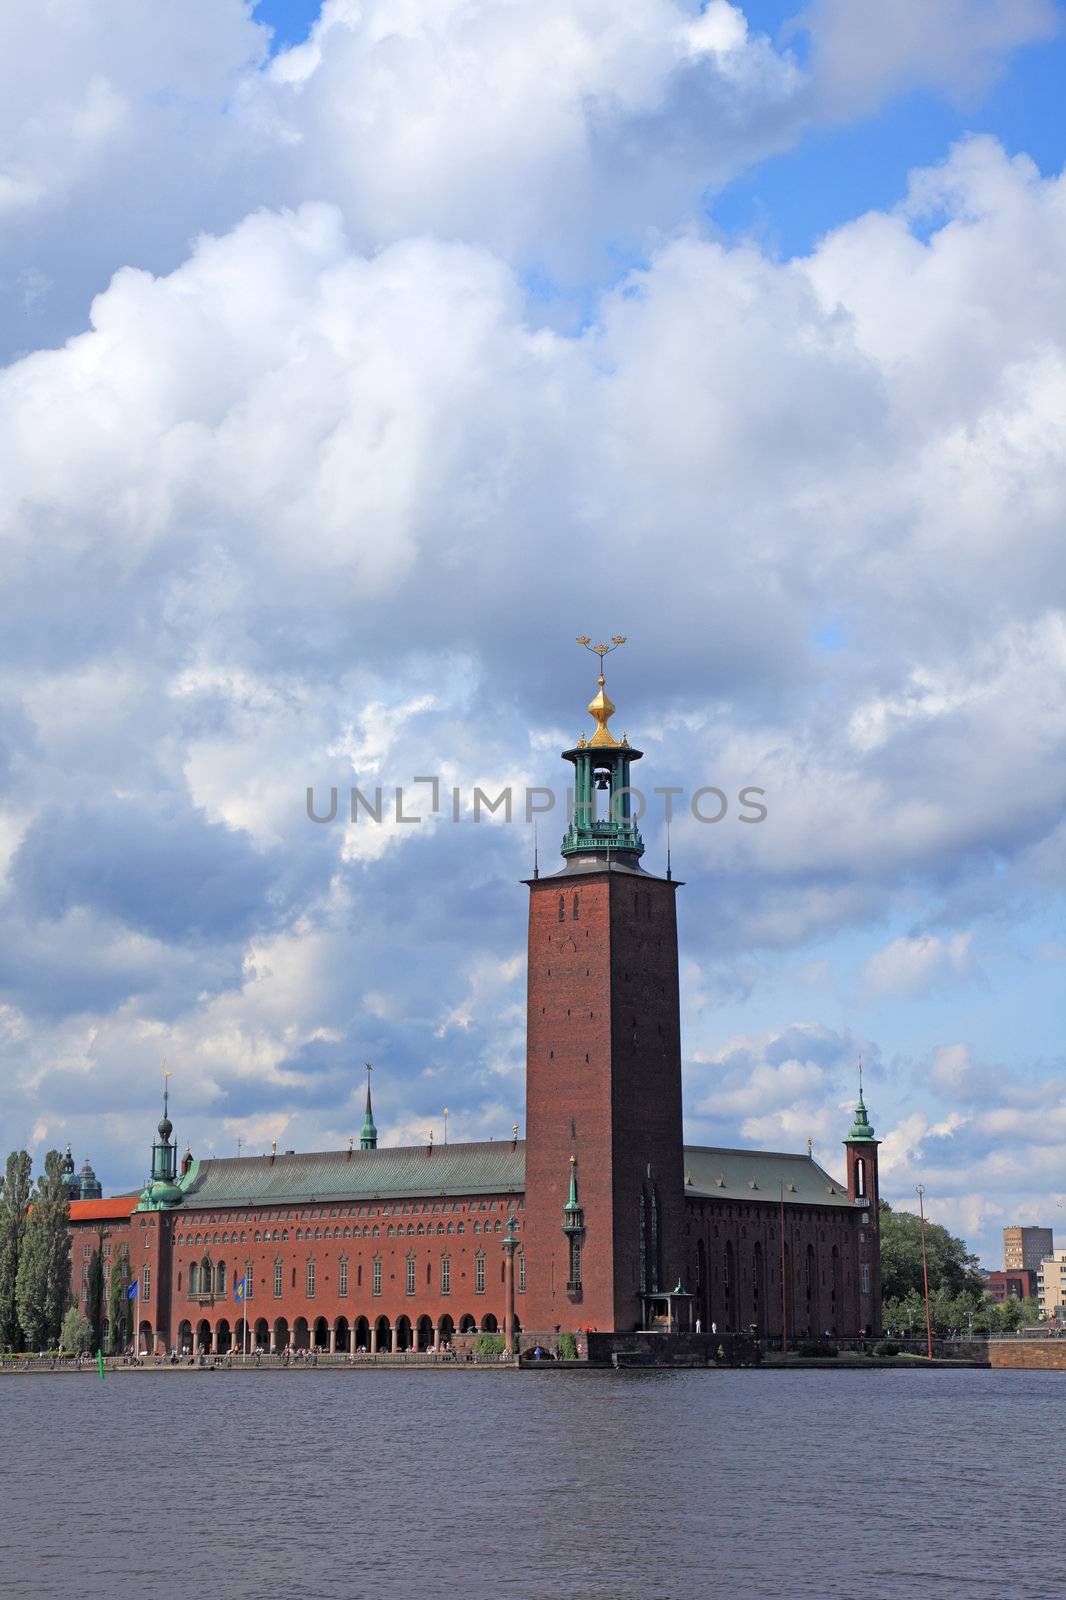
108;1247;131;1354
879;1202;984;1303
60;1306;93;1355
0;1151;32;1352
86;1246;105;1351
15;1149;72;1350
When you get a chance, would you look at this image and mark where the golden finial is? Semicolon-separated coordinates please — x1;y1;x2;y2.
576;635;627;747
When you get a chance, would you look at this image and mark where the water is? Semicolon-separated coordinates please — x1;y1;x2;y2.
0;1368;1056;1600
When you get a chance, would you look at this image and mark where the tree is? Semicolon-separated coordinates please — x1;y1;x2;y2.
60;1306;93;1355
86;1246;105;1352
0;1151;32;1352
879;1202;985;1303
108;1247;131;1354
15;1149;71;1350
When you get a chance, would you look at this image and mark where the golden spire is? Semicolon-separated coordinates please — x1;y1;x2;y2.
575;636;626;747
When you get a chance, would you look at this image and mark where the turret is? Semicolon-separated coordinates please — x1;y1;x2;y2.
78;1159;102;1201
137;1067;183;1210
560;637;644;867
61;1145;79;1202
844;1064;882;1336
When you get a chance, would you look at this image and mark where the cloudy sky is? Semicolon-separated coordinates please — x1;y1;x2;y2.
2;0;1065;1266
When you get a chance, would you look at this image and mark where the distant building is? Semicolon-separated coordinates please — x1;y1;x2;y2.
985;1269;1036;1303
1004;1226;1054;1273
1037;1253;1066;1319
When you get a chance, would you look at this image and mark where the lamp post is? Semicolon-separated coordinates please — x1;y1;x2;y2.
916;1184;934;1361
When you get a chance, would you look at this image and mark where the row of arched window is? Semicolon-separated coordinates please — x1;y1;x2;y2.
176;1216;515;1248
186;1250;526;1300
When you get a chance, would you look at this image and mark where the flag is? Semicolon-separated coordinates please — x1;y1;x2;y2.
127;1280;138;1300
161;1058;172;1077
234;1278;245;1302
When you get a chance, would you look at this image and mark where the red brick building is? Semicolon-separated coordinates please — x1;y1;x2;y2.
67;657;880;1354
985;1269;1037;1303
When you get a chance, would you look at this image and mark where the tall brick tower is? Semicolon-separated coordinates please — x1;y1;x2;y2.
523;642;686;1334
843;1068;882;1337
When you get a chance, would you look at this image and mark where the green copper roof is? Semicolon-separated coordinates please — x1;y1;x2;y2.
175;1139;525;1209
846;1093;878;1144
682;1147;855;1208
169;1140;853;1212
359;1080;378;1151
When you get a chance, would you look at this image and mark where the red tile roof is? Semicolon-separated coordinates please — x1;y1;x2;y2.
68;1195;139;1223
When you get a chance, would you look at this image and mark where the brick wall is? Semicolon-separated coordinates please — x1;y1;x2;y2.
522;869;685;1333
990;1340;1066;1369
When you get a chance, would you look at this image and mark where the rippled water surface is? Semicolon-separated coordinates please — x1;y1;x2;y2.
0;1367;1056;1599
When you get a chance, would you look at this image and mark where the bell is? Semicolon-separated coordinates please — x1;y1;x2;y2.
595;769;611;791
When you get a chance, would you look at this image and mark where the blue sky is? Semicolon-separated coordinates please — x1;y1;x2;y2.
2;0;1065;1267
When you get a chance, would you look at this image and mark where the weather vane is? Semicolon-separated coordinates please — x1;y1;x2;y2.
576;635;627;660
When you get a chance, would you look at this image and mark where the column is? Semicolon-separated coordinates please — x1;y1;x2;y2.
349;1325;357;1356
328;1326;337;1355
504;1250;515;1352
432;1323;440;1353
370;1323;378;1354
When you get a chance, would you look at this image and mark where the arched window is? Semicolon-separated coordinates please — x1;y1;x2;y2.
189;1261;199;1295
572;893;579;921
558;894;565;921
855;1157;867;1198
216;1261;226;1295
201;1257;212;1294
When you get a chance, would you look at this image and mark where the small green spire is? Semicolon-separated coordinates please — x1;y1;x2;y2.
846;1060;878;1143
360;1063;378;1150
564;1155;580;1212
562;1156;585;1234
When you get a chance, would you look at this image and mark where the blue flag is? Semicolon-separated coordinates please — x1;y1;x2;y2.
127;1280;138;1300
234;1278;245;1302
